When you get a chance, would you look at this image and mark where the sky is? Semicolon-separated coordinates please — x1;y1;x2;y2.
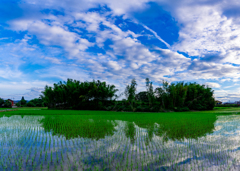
1;0;240;102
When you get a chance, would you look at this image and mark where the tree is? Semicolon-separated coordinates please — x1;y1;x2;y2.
4;100;12;108
135;91;149;102
167;81;188;110
0;98;4;107
145;78;157;107
16;102;21;107
124;78;138;111
154;80;170;109
27;98;44;107
20;96;27;107
40;78;122;110
27;102;36;107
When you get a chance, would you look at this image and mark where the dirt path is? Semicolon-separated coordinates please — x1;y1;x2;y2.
0;109;18;112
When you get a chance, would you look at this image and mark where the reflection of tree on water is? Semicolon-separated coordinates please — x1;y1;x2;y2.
145;125;154;146
133;114;217;143
124;122;136;144
39;115;117;140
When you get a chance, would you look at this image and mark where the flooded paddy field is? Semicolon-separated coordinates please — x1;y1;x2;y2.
1;108;240;171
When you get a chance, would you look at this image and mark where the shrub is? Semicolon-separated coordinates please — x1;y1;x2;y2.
117;105;126;111
216;104;239;107
174;107;190;112
3;100;12;108
151;105;161;112
27;102;36;107
136;106;144;112
104;105;114;111
16;102;21;107
0;98;4;107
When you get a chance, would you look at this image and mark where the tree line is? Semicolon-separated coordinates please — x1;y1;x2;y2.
39;78;215;112
0;98;12;108
0;96;47;108
15;96;47;107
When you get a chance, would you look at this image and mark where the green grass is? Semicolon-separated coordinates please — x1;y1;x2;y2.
15;107;48;110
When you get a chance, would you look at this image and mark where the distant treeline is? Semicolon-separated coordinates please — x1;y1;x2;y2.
215;104;240;107
0;98;12;108
40;78;215;112
15;97;47;107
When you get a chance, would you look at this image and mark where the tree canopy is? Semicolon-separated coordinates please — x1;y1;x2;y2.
39;78;215;111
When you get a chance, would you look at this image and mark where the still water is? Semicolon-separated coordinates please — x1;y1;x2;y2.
0;115;240;171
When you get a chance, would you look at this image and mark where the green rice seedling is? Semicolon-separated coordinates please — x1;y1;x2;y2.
45;152;47;161
51;151;53;163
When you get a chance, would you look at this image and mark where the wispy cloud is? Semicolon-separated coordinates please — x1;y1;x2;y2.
1;0;240;102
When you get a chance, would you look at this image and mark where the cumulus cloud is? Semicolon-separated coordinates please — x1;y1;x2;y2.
44;57;62;64
204;82;221;88
2;0;240;102
8;19;94;57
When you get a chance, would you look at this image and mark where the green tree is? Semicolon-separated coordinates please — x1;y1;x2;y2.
20;96;27;107
16;102;21;107
135;91;149;102
124;78;138;111
40;86;55;108
40;78;122;110
154;80;170;110
167;81;189;111
0;98;4;107
145;78;157;108
4;100;12;108
27;98;44;107
27;102;36;107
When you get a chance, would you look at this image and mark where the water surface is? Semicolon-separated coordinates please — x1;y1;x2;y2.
0;114;239;170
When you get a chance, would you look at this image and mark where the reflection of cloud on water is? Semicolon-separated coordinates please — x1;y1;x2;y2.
1;115;240;170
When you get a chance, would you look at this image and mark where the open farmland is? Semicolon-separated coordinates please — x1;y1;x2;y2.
0;107;240;170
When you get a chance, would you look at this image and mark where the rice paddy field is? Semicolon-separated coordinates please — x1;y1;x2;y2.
0;107;240;171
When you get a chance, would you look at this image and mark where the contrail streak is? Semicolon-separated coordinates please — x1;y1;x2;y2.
142;24;171;49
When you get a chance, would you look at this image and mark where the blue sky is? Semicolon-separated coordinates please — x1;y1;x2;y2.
1;0;240;102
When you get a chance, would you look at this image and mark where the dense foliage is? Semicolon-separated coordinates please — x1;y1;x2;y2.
16;96;27;107
39;78;215;112
0;98;12;108
216;104;239;107
3;100;12;108
27;98;46;107
0;98;4;107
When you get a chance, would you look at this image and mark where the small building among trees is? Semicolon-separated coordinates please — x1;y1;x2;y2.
215;100;222;105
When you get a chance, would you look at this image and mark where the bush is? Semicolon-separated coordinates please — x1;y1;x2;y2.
216;104;239;107
0;98;4;107
174;107;190;112
124;106;133;112
27;102;36;107
136;106;144;112
16;102;21;107
151;105;162;112
116;105;126;111
3;100;12;108
104;105;114;111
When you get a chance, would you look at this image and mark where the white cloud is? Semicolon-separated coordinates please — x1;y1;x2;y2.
8;19;94;57
0;81;51;100
0;37;9;40
204;82;221;88
44;57;62;64
2;0;240;103
154;0;240;66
